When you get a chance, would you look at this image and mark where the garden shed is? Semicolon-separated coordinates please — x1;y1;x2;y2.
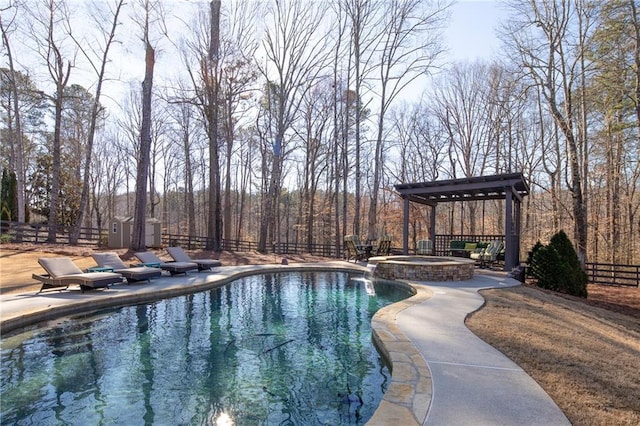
108;216;162;249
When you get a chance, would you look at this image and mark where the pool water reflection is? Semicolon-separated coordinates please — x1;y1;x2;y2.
1;271;411;425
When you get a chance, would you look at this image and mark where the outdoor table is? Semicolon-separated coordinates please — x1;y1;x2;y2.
134;262;162;268
357;244;373;259
86;266;114;273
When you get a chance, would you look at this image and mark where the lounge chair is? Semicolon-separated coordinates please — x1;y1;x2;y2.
480;240;504;268
375;235;392;256
166;247;222;272
92;252;162;283
470;242;490;262
134;251;198;276
416;239;433;255
33;257;123;293
344;235;367;262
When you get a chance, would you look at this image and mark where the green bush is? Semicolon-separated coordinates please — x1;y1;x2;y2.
526;241;544;277
530;245;562;292
549;230;588;297
529;230;588;298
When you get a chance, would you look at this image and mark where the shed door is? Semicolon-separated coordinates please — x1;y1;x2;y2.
145;223;154;247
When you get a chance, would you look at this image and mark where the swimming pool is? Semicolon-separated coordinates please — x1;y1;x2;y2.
1;271;411;425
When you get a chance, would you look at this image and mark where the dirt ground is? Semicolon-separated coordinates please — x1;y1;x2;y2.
1;243;639;424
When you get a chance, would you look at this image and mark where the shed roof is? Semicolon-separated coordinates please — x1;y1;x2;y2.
394;172;529;205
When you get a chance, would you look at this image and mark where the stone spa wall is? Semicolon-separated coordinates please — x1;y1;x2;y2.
371;256;475;281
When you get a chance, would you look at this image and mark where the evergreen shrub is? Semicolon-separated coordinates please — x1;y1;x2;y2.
529;230;588;298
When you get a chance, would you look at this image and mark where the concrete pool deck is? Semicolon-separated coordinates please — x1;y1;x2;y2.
0;261;569;425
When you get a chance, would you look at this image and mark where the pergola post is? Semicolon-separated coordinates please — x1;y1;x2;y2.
403;196;410;254
430;205;436;255
505;188;514;271
515;195;522;266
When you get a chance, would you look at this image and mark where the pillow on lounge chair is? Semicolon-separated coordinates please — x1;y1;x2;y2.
92;252;130;270
464;243;477;251
39;257;86;276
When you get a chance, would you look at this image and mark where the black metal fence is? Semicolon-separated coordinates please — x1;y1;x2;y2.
0;221;106;246
585;263;640;287
0;222;340;257
433;234;504;256
162;233;339;257
3;221;638;286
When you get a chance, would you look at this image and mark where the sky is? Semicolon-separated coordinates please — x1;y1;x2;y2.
8;0;508;116
444;0;506;62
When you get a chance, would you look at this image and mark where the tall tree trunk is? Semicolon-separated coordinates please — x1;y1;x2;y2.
223;95;233;251
183;127;196;237
69;0;123;244
258;136;283;252
48;79;65;243
0;20;25;228
368;95;385;241
206;0;222;251
131;39;155;251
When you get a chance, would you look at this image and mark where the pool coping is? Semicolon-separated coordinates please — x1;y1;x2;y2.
0;261;433;425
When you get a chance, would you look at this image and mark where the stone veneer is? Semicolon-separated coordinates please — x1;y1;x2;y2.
372;256;475;281
367;283;434;425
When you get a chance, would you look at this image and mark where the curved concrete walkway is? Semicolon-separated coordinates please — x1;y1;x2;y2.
396;272;570;425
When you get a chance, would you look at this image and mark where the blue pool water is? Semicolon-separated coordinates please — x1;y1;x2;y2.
1;271;411;425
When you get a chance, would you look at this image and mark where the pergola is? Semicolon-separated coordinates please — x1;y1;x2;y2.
394;172;530;271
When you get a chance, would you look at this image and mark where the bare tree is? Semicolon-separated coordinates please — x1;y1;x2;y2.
131;0;164;251
503;0;597;263
67;0;124;244
328;0;350;256
294;80;331;250
91;127;125;231
218;0;259;249
431;61;494;234
0;2;26;226
179;0;224;250
165;82;199;236
366;0;448;240
27;0;76;242
342;0;382;237
256;0;331;252
204;0;222;251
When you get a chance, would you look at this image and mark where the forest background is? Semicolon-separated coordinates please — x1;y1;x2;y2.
1;0;638;265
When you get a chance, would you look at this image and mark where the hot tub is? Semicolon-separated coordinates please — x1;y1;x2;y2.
368;255;475;281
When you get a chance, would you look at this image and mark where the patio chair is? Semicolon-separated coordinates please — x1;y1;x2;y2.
344;235;367;262
166;247;222;271
33;257;123;293
470;242;490;262
375;235;392;256
449;240;467;257
416;239;433;255
92;252;162;283
134;251;198;276
480;240;504;268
